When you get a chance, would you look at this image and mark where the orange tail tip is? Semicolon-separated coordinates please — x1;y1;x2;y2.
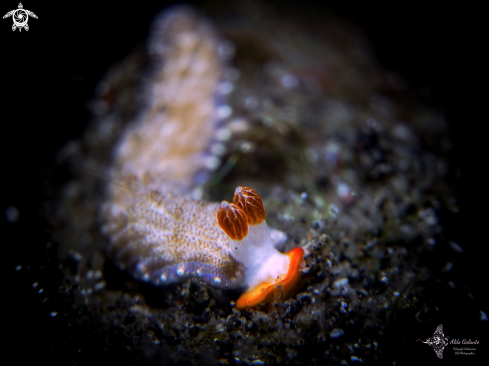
235;247;305;310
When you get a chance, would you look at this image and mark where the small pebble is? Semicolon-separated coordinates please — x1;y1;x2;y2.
480;311;488;322
333;278;349;288
4;206;19;223
93;281;106;291
330;328;344;338
449;241;464;253
441;262;453;272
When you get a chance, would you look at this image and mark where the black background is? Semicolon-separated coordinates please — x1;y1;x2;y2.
2;1;476;365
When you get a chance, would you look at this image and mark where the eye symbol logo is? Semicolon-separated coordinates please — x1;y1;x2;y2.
417;324;449;359
3;3;38;32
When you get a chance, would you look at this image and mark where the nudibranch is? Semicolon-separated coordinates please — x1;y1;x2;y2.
104;183;304;309
218;187;305;309
100;7;304;309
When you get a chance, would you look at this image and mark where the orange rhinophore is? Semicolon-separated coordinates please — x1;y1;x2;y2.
217;201;248;241
233;186;266;225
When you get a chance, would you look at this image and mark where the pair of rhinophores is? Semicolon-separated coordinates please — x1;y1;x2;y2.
100;7;305;309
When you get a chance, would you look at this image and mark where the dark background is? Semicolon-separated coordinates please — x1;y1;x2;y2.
2;0;461;225
2;1;474;365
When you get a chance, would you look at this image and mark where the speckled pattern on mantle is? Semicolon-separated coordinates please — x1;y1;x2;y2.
38;1;472;365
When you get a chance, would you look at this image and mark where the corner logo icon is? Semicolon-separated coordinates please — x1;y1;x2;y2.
417;324;449;359
3;3;37;31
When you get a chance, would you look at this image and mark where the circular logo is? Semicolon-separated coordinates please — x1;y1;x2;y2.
12;9;28;28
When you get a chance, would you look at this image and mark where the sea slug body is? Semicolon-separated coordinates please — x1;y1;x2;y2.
101;7;304;309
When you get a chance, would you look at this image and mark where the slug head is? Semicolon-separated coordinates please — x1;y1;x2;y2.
217;186;305;310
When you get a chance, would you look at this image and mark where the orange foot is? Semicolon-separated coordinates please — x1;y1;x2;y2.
236;247;305;310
